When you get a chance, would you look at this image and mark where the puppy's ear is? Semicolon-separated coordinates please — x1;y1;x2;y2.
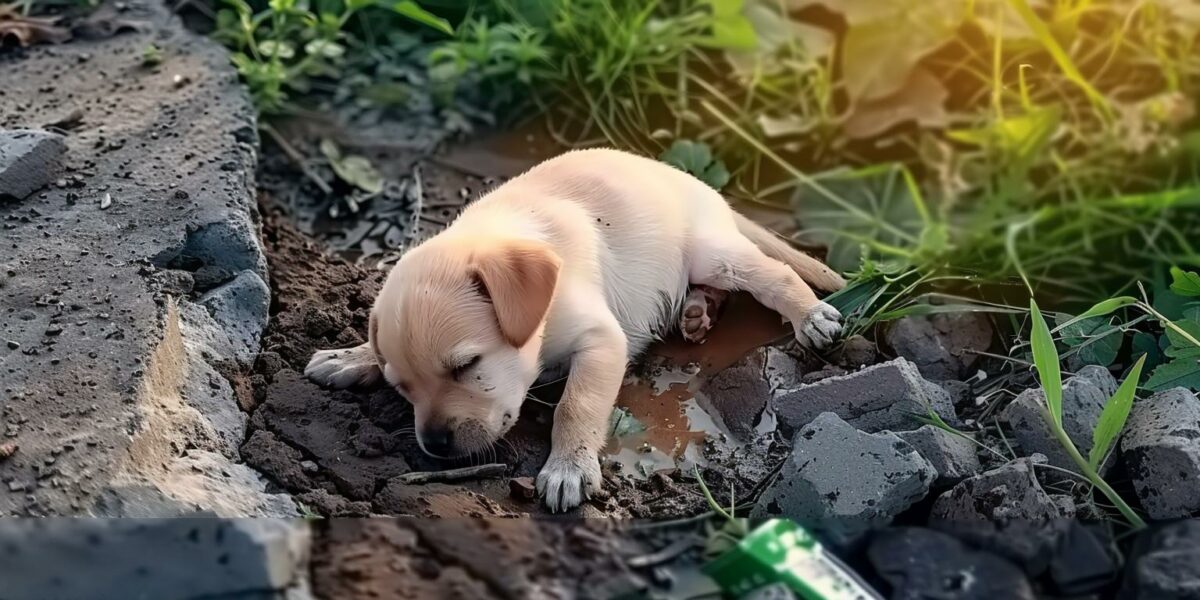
472;240;562;347
368;307;384;366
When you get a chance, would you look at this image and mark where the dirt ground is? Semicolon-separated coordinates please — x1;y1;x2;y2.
240;113;842;525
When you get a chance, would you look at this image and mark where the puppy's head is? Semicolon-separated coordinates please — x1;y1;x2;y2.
370;237;561;458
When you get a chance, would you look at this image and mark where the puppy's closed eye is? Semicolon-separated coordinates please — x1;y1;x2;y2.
449;355;482;381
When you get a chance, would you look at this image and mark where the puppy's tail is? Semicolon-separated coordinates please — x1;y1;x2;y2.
733;211;846;293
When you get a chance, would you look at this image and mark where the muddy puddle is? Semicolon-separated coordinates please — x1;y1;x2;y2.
251;115;817;519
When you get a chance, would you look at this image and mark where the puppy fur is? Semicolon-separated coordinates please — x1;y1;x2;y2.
305;148;845;512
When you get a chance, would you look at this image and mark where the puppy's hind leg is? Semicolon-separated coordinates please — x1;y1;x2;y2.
679;285;729;343
305;343;382;389
689;237;842;349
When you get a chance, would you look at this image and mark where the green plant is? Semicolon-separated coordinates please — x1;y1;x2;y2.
214;0;452;114
659;139;730;190
1028;299;1147;529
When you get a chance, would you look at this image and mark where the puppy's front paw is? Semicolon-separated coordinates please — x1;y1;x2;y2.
304;345;381;389
536;451;601;513
795;301;842;350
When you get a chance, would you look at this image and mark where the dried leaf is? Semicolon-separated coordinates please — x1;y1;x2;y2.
0;5;71;47
842;67;948;139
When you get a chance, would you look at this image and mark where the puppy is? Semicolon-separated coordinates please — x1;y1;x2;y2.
305;148;845;512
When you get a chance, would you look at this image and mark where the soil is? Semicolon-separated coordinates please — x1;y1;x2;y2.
248;179;799;520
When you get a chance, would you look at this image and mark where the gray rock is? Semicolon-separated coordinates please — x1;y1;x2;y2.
1049;523;1118;596
868;528;1034;600
1121;388;1200;519
930;457;1074;574
0;0;284;517
0;129;65;200
763;346;804;395
884;312;993;380
0;518;311;600
199;270;271;367
753;413;936;542
895;425;981;485
700;347;771;441
771;358;958;436
1124;520;1200;600
834;334;877;369
1000;366;1117;472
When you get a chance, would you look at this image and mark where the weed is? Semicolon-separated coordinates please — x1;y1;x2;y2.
213;0;452;115
1028;299;1146;529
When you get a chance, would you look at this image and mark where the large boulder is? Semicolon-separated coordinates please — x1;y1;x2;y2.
770;358;958;436
752;412;936;542
1121;387;1200;519
0;518;311;600
0;0;287;517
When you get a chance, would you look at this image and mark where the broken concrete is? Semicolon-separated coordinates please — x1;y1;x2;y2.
0;129;65;201
868;527;1034;600
0;517;312;600
1121;387;1200;519
883;312;993;380
895;424;981;486
0;0;290;517
770;358;958;436
1000;365;1117;473
752;412;936;542
930;457;1074;575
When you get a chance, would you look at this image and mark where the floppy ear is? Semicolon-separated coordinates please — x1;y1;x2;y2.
368;308;384;366
472;240;562;347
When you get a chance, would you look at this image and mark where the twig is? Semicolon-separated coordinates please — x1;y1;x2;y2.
393;463;507;485
260;123;333;196
625;535;700;569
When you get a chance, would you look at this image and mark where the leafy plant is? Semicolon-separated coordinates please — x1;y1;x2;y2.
659;140;730;190
1028;299;1147;529
214;0;452;114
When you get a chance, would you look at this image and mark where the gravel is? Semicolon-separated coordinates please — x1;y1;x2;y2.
0;129;65;201
1120;387;1200;519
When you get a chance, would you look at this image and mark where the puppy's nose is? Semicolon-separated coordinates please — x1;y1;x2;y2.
420;426;454;457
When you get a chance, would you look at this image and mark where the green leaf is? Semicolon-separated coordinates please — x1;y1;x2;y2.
1164;318;1200;359
1052;296;1138;333
320;139;384;194
1170;267;1200;297
1055;315;1122;367
791;164;926;274
1132;332;1167;371
1144;358;1200;392
608;407;647;438
390;1;453;35
1029;299;1064;426
1088;355;1146;470
659;140;730;190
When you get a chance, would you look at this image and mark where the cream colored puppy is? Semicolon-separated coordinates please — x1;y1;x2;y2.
305;148;845;512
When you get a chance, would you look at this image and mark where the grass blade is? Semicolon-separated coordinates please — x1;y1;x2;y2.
1088;355;1146;471
1029;299;1064;427
1051;296;1138;334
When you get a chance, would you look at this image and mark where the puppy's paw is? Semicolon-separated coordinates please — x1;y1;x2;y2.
795;301;843;350
680;285;728;344
304;345;381;389
536;451;601;513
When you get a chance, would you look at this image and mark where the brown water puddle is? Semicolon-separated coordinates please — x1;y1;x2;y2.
605;294;789;478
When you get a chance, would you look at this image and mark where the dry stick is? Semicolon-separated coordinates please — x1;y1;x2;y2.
394;463;508;485
625;535;700;569
260;123;333;196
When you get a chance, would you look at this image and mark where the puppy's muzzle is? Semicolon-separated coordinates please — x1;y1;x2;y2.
418;419;491;458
